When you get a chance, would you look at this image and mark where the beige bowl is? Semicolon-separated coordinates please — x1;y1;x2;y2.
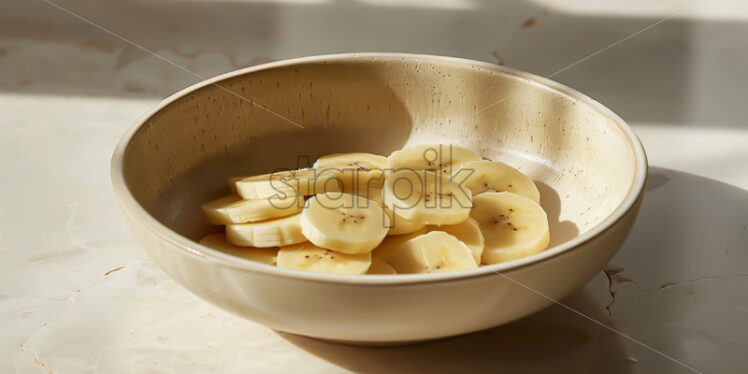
111;53;646;344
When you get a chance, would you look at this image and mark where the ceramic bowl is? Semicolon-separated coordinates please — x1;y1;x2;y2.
111;53;647;344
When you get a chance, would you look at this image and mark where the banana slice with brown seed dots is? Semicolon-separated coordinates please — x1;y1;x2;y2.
470;192;550;264
455;160;540;202
301;192;389;254
277;242;371;274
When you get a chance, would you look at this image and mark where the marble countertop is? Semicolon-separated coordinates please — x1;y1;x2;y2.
1;0;747;373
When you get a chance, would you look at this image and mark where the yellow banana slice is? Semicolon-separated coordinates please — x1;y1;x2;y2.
201;194;302;225
456;160;540;202
314;152;389;192
388;144;481;175
300;192;389;254
226;212;307;248
426;217;485;265
371;228;427;264
382;170;472;225
366;258;397;275
387;231;478;273
234;168;342;200
277;242;371;274
353;186;426;236
228;176;242;195
470;192;550;264
199;233;278;265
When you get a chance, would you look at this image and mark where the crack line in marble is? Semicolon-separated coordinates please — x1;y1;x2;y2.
603;265;639;316
488;266;705;373
104;266;125;276
19;345;53;374
656;273;748;290
603;264;748;316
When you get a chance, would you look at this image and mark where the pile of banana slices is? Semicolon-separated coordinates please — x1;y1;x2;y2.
200;144;550;275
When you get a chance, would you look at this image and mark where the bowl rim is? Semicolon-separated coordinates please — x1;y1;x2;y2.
111;52;648;286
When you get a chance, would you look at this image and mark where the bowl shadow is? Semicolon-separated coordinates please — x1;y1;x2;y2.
278;289;629;374
535;180;580;248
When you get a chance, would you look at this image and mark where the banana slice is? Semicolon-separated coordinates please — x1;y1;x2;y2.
234;168;342;200
371;228;428;265
388;144;481;175
354;187;425;236
226;212;307;248
470;192;550;264
385;211;426;236
314;153;389;193
387;231;478;273
202;194;302;225
199;233;278;265
426;217;484;265
301;192;389;254
277;242;371;274
455;160;540;202
366;258;397;275
228;176;242;195
382;170;472;225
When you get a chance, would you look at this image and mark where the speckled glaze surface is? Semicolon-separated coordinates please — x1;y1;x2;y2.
111;53;647;343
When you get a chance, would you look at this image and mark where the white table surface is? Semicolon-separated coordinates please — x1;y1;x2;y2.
1;1;747;373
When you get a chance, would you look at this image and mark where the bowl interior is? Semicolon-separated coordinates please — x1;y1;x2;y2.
121;54;637;259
